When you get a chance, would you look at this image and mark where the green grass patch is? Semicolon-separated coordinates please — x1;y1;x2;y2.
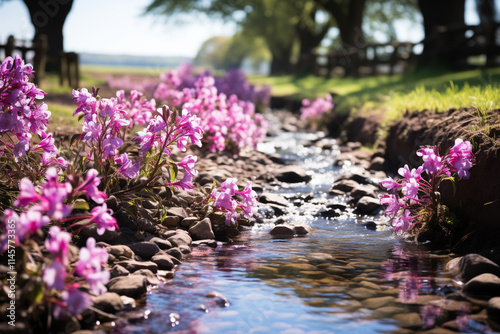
47;103;79;129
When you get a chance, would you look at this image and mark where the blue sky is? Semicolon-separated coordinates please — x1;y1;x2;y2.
0;0;487;58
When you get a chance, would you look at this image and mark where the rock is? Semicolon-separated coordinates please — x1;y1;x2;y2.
162;216;180;228
447;254;500;283
106;275;148;298
355;196;381;214
346;287;379;300
488;297;500;326
278;263;318;275
192;239;219;248
168;230;192;247
150;253;176;270
116;259;158;273
362;221;377;230
180;216;198;229
189;218;215;240
369;156;385;171
270;224;295;238
128;241;161;260
80;225;119;244
372;306;407;316
393;313;422;329
106;245;135;260
350;184;378;200
259;193;290;207
275;165;312;183
110;264;130;278
294;224;313;235
165;247;183;261
167;207;188;218
206;291;230;307
179;244;192;255
148;237;172;250
463;273;500;298
330;179;359;193
132;269;161;285
92;292;124;313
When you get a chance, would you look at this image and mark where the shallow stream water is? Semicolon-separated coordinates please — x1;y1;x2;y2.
117;132;456;334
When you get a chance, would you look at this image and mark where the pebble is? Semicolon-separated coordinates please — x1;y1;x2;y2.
115;259;158;273
106;275;148;298
150;253;176;270
270;225;295;238
278;263;319;276
92;292;125;313
362;296;395;309
393;312;422;329
346;287;379;300
463;273;500;298
127;241;161;260
189;218;215;240
274;165;312;183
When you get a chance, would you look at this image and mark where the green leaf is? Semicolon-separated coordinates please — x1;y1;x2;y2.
170;163;178;183
72;199;90;211
70;133;82;148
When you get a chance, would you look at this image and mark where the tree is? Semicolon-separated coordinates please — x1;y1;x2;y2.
22;0;74;71
417;0;466;65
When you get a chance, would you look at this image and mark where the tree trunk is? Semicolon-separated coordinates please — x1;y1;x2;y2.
317;0;367;77
269;49;291;75
23;0;74;72
417;0;466;66
295;8;332;74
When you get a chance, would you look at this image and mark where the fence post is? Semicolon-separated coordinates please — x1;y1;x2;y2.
5;35;15;57
33;34;48;86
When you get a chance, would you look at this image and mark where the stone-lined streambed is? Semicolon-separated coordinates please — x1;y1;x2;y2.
106;131;471;334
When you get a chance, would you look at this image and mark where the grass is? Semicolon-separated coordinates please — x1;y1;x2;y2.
249;67;500;117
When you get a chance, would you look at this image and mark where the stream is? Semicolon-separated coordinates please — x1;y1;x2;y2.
116;131;457;334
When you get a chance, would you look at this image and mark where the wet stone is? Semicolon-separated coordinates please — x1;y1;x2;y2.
105;245;135;260
148;237;172;250
180;216;198;229
92;292;124;313
110;264;130;278
106;275;148;298
116;259;158;273
487;297;500;323
463;273;500;298
165;247;183;260
167;207;188;218
346;287;379;300
189;218;215;240
192;239;218;248
168;230;192;247
275;165;312;183
372;306;407;316
132;269;161;285
358;281;382;291
150;253;175;270
362;296;395;309
162;216;180;228
278;263;318;276
351;184;378;199
298;271;327;279
369;156;385;171
393;312;422;329
294;224;313;235
447;253;500;283
128;241;160;260
270;224;295;238
331;179;359;193
355;196;382;215
259;192;290;207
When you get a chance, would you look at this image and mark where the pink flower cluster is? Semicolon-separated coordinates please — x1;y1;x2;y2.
379;138;475;234
300;94;334;120
0;55;65;166
0;167;117;251
43;226;109;318
116;89;156;129
208;178;258;225
152;67;269;153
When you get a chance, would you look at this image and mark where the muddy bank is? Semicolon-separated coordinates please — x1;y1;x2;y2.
346;107;500;250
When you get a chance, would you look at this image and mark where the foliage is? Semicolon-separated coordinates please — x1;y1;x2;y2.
0;55;259;325
379;138;475;242
300;94;334;120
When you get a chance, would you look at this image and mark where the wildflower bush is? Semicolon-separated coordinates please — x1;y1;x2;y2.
0;56;259;327
300;94;334;121
110;65;270;154
379;138;475;242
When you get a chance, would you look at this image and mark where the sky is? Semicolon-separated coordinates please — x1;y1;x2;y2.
0;0;488;59
0;0;237;58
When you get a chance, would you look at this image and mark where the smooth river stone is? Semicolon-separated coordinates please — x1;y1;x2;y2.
362;296;395;309
253;266;279;277
358;281;382;291
393;312;422;329
106;275;148;298
463;273;500;298
278;263;318;276
372;306;407;317
322;265;347;275
346;287;379;300
297;270;328;279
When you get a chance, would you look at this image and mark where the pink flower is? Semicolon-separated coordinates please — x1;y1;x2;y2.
54;287;92;318
102;136;123;158
78;169;107;204
115;153;140;179
379;177;401;192
402;177;420;200
237;181;257;216
392;209;415;234
398;164;423;182
40;168;73;220
75;237;109;294
417;147;444;175
90;203;118;235
43;260;68;290
45;226;71;265
19;207;50;236
379;194;401;218
14;178;40;207
447;139;475;179
178;155;198;177
221;178;238;196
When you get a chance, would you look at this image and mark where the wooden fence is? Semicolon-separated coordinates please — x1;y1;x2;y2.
0;35;79;88
315;23;500;77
